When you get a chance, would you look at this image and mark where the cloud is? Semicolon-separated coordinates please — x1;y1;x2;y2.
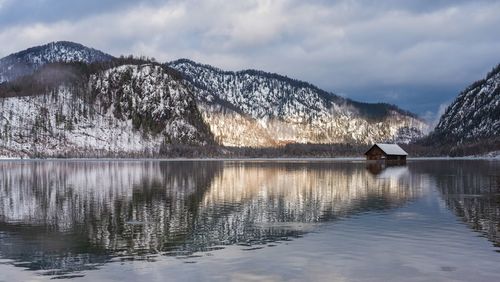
422;102;451;129
0;0;499;117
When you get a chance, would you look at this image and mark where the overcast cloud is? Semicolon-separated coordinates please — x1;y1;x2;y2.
1;0;499;119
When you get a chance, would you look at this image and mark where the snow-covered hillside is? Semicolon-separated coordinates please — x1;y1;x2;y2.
0;41;114;83
0;63;213;157
168;59;429;147
432;64;500;143
0;42;432;156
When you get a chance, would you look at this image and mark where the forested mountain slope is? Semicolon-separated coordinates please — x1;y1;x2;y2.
168;59;428;147
0;61;213;157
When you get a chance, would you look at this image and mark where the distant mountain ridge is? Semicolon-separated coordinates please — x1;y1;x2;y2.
0;41;114;83
168;58;428;147
170;59;419;120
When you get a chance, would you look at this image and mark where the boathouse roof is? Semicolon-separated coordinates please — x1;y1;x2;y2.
365;143;408;156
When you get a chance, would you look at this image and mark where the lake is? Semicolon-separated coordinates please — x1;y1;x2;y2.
0;159;499;281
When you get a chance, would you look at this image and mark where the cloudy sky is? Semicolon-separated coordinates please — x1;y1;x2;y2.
1;0;499;120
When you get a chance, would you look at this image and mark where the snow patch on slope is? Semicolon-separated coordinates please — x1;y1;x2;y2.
0;87;164;156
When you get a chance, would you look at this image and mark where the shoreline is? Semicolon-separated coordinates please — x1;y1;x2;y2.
1;156;499;162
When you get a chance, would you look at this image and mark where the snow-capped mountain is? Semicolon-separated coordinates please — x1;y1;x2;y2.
0;41;114;83
0;42;431;157
168;59;428;147
0;61;213;157
431;64;500;144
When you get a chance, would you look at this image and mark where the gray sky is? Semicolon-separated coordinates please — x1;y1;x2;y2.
1;0;499;121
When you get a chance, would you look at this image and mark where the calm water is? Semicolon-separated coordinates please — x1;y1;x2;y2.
0;159;499;281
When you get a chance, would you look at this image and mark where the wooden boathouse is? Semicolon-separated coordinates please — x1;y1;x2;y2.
365;143;408;162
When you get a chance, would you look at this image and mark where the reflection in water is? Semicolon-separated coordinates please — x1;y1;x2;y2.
421;161;500;248
366;162;407;176
196;162;420;246
0;161;422;277
0;161;222;276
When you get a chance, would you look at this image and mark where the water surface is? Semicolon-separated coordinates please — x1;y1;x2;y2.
0;159;499;281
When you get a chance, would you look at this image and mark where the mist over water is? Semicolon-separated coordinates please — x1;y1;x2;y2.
0;160;499;281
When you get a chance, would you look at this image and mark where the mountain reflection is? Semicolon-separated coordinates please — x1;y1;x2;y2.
0;160;422;276
422;161;500;248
